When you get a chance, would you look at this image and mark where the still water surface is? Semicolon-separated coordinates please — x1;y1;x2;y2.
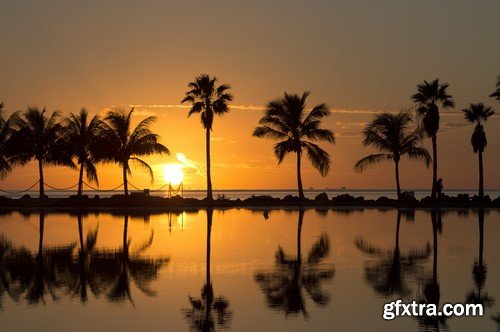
0;208;499;331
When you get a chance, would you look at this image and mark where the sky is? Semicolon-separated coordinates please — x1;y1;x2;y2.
1;0;499;191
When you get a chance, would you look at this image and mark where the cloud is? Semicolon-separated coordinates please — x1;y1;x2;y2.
440;122;469;132
336;130;363;138
210;136;223;142
176;153;205;178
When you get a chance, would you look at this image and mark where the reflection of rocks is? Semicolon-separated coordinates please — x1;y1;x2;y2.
254;209;335;318
0;213;169;309
355;210;430;298
183;209;232;332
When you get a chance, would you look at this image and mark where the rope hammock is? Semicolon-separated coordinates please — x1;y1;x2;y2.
0;180;40;195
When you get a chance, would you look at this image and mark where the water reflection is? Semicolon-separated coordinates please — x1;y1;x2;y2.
0;213;169;308
466;209;494;307
356;210;431;298
254;209;335;318
183;209;232;331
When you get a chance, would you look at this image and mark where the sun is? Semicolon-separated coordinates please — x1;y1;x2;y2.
163;164;184;186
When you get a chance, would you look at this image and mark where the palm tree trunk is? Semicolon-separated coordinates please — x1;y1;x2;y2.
123;165;128;196
78;162;84;196
206;128;213;201
123;215;129;257
395;160;401;200
431;134;438;200
478;150;484;198
78;214;84;253
206;209;213;286
297;209;304;262
431;212;438;286
395;211;401;252
38;212;45;256
38;159;44;202
478;209;484;268
296;150;304;199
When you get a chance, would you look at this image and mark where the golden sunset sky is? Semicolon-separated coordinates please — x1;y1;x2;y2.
1;1;499;190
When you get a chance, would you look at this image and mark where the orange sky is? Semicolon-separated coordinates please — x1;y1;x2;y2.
1;1;499;190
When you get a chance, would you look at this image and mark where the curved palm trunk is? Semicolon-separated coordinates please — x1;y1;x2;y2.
123;215;129;256
478;150;484;198
206;209;213;286
123;165;128;196
296;151;304;200
38;212;45;256
395;160;402;200
297;209;304;262
431;135;438;200
77;162;84;196
38;159;44;202
206;128;213;201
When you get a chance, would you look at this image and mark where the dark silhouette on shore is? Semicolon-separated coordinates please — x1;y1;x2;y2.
183;209;232;331
254;209;335;318
99;108;170;195
6;107;75;201
355;210;431;297
411;79;455;201
182;74;233;202
253;92;335;199
61;108;107;196
354;111;431;200
462;103;495;199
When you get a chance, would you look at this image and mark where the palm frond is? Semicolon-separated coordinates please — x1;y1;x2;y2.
354;153;391;173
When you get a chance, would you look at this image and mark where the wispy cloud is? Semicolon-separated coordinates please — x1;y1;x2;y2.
177;153;205;178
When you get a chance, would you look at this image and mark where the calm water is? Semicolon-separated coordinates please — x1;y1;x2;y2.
0;208;499;331
3;189;500;200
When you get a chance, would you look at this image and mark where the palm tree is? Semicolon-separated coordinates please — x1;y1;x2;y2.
62;108;106;196
411;79;454;200
462;103;495;198
490;76;500;101
254;209;335;318
253;92;335;199
101;108;170;195
354;111;431;199
6;107;74;200
181;74;233;201
183;209;232;331
0;102;14;180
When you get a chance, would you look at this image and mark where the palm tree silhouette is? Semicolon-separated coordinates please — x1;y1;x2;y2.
183;209;232;331
411;80;455;200
354;111;431;199
254;209;335;318
6;107;74;200
0;234;13;310
462;103;495;198
181;74;233;202
253;92;335;199
100;108;170;195
0;102;15;180
355;210;431;297
465;209;494;307
61;108;106;196
93;215;169;304
490;76;500;101
416;210;447;331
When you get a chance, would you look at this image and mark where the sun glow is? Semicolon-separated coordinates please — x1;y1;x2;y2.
163;164;184;186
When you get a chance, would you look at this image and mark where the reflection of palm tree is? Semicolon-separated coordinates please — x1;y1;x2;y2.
0;234;12;310
462;103;495;198
183;209;232;331
93;215;169;304
416;211;447;331
355;210;430;297
100;108;170;195
354;111;430;199
181;75;233;202
254;209;335;318
465;209;494;307
253;92;335;199
411;80;454;200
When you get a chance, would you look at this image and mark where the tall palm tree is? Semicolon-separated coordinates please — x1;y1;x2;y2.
490;76;500;101
6;107;74;200
411;79;454;200
181;74;233;201
253;92;335;199
101;108;170;195
354;111;431;199
62;108;106;196
0;103;14;180
462;103;495;198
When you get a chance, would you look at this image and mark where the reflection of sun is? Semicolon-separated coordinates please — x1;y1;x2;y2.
163;164;184;185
